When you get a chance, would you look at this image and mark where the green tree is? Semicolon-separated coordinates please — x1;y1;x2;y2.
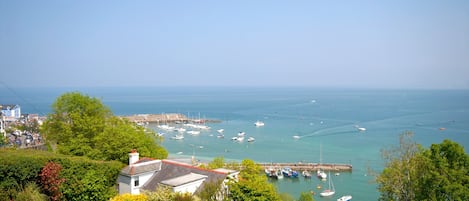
228;159;280;201
208;156;225;169
376;131;469;201
298;192;314;201
42;92;167;163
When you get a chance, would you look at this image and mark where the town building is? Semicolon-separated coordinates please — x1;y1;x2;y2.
1;104;21;121
118;150;238;199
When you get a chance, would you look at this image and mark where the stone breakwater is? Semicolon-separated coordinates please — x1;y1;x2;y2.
121;113;221;124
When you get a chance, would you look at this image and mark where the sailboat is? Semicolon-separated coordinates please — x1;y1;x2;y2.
320;172;335;197
317;143;327;180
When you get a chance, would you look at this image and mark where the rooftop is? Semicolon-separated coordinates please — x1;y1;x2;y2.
161;173;207;187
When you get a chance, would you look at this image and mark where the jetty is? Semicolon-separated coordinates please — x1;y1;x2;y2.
258;162;352;172
121;113;221;124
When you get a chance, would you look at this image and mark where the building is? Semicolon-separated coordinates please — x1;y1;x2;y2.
118;150;239;199
1;104;21;121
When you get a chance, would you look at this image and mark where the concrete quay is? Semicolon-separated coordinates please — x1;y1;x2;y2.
258;162;352;172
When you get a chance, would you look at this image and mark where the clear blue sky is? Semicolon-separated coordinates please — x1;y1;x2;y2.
1;0;468;89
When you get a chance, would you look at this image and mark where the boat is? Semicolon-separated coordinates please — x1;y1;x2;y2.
337;195;352;201
355;125;366;131
320;172;335;197
292;135;301;139
236;136;245;142
170;135;184;140
247;137;255;142
217;134;224;138
302;170;312;178
276;169;284;179
174;128;186;132
281;167;299;178
317;143;327;180
186;130;200;135
217;129;224;133
254;121;265;127
237;132;246;136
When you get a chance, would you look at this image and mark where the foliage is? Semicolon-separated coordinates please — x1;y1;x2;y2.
15;182;48;201
196;180;223;201
298;192;314;201
376;131;469;201
228;159;280;201
0;149;124;201
42;92;167;163
208;156;225;169
110;193;148;201
278;193;294;201
39;162;65;201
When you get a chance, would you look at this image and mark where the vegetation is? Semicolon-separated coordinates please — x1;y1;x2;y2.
143;185;196;201
42;92;167;163
376;131;469;200
298;192;314;201
0;149;124;201
228;159;281;201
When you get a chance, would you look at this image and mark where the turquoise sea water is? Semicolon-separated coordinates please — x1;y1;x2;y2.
3;87;469;200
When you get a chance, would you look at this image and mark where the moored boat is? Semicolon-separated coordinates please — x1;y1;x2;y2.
302;170;312;178
247;137;255;142
337;195;352;201
320;172;335;197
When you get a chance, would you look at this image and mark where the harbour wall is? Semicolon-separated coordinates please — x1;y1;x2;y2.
121;113;221;124
258;162;352;172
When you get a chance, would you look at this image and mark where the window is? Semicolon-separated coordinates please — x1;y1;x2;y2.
134;178;139;187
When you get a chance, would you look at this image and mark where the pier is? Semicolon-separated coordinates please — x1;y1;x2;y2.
258;162;352;172
121;113;221;124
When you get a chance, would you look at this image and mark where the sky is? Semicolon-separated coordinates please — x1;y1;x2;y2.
1;0;469;89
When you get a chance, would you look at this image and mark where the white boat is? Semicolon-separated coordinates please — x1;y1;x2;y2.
355;125;366;131
236;136;245;142
320;172;335;197
317;143;327;180
217;134;224;138
175;128;186;133
302;170;312;178
187;130;200;135
170;135;184;140
292;135;300;139
158;125;175;130
217;129;224;133
337;195;352;201
247;137;255;142
237;132;246;136
254;121;265;127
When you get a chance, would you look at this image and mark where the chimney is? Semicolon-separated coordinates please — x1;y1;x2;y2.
129;149;139;165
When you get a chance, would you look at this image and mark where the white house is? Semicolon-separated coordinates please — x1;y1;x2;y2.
0;104;21;121
118;150;238;199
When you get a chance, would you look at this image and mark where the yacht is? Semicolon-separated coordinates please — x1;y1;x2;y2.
337;195;352;201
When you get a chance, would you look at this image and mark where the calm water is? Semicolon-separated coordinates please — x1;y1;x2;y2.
2;86;469;200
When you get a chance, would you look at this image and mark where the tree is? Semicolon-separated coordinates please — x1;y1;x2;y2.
228;159;280;201
42;92;167;163
298;192;314;201
208;156;225;169
376;131;469;200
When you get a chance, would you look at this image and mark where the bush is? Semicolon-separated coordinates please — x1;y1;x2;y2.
0;149;124;201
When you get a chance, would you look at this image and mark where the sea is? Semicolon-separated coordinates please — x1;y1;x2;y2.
2;86;469;200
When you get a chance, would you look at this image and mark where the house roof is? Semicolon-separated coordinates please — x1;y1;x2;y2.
142;159;228;193
120;159;162;176
161;173;208;187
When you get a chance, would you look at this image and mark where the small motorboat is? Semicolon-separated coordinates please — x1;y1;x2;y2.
337;195;352;201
